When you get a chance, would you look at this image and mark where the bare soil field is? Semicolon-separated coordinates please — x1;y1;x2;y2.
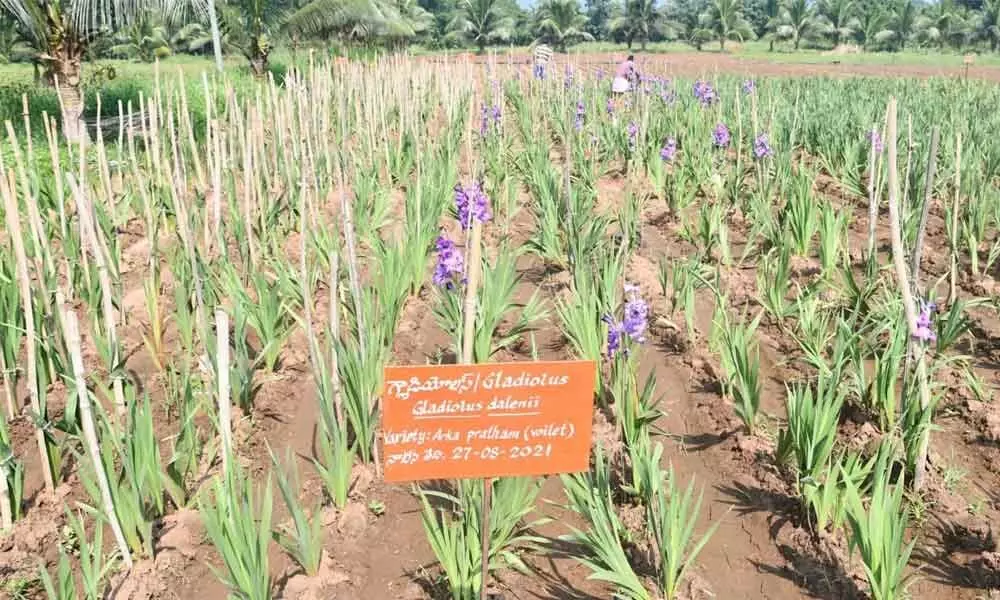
426;50;1000;82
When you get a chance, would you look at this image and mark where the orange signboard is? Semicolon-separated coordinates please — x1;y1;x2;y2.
381;361;596;482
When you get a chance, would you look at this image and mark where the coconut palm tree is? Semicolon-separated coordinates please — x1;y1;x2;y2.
819;0;858;46
609;0;670;50
285;0;400;47
394;0;434;37
534;0;591;51
109;11;172;61
973;0;1000;50
759;0;782;50
878;0;919;49
0;0;168;141
0;14;35;64
217;0;298;76
914;0;970;49
854;4;889;49
777;0;822;49
698;0;755;51
668;0;711;49
446;0;513;52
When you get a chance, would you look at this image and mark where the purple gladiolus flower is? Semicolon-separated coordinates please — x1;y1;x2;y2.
454;182;492;229
479;104;501;136
753;133;773;159
868;129;884;153
914;300;936;343
623;297;648;344
660;137;677;162
433;236;464;288
627;121;638;150
603;284;649;357
606;97;614;116
713;122;730;148
575;100;585;131
533;63;546;80
603;315;626;356
597;68;606;81
742;79;756;95
694;80;717;106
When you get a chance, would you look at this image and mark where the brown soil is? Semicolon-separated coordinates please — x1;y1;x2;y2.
424;50;1000;82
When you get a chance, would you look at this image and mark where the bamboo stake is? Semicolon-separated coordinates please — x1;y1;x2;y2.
335;157;366;357
0;451;11;530
42;113;67;243
5;122;60;385
68;176;127;419
885;98;932;491
949;133;962;305
20;94;32;163
0;166;54;495
328;251;345;428
902;114;913;211
867;121;880;263
242;110;257;271
460;220;491;600
216;309;232;476
1;351;13;420
178;70;207;194
64;309;133;568
210;119;223;254
901;126;940;404
910;127;941;287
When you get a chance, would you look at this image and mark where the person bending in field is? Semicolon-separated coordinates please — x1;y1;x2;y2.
611;54;637;95
533;43;553;80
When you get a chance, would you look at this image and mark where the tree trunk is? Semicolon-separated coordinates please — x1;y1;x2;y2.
51;40;87;143
641;37;647;51
794;35;800;50
249;45;270;77
207;0;224;73
769;38;774;51
720;37;726;51
250;56;267;76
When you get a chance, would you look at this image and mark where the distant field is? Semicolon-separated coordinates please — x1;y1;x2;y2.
0;43;993;141
413;40;1000;70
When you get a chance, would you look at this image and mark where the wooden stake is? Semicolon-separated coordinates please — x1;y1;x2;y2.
68;176;127;419
867;121;880;263
0;167;54;495
1;351;13;420
885;98;932;491
949;133;962;305
216;309;232;477
460;221;489;600
901;127;939;404
64;310;133;568
0;449;11;530
910;127;941;287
